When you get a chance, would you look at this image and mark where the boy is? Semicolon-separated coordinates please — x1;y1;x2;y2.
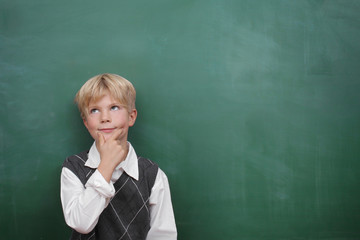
60;73;177;240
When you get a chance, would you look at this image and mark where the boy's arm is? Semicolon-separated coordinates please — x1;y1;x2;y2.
147;169;177;240
60;167;115;234
61;129;127;234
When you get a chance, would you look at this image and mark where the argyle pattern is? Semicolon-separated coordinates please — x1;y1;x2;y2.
63;150;158;240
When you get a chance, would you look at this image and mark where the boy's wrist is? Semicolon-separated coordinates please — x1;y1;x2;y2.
97;161;117;183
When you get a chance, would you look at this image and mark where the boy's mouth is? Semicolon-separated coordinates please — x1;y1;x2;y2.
98;128;116;133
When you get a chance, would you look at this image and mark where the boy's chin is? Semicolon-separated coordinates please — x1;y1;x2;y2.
95;133;124;142
101;133;113;141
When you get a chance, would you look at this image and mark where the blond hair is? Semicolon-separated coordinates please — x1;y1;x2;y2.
75;73;136;119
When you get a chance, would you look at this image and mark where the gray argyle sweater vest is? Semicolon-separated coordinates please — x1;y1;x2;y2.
63;150;158;240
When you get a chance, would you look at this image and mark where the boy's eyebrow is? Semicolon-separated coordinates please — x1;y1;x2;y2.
87;104;99;109
88;102;123;108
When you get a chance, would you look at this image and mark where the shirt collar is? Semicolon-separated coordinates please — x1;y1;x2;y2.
85;141;139;181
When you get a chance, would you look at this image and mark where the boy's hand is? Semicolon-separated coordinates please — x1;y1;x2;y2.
96;128;128;183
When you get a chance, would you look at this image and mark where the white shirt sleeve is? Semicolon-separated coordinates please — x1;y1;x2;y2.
147;169;177;240
60;167;115;234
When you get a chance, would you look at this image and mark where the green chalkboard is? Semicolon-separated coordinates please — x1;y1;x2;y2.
1;0;360;239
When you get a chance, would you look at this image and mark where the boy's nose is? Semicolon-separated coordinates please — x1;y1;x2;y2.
100;111;111;123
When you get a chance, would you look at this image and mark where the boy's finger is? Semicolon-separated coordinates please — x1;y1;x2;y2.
96;132;105;146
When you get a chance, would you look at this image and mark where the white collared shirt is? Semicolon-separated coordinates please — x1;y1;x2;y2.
60;142;177;240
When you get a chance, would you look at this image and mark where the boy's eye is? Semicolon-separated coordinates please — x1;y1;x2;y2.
111;106;120;111
90;108;99;114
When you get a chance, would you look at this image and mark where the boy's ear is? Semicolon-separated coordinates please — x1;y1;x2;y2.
128;109;137;127
83;118;89;130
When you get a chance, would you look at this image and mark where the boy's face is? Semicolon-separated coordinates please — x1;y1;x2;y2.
83;92;137;143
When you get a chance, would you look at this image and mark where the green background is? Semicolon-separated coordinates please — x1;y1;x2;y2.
1;0;360;239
